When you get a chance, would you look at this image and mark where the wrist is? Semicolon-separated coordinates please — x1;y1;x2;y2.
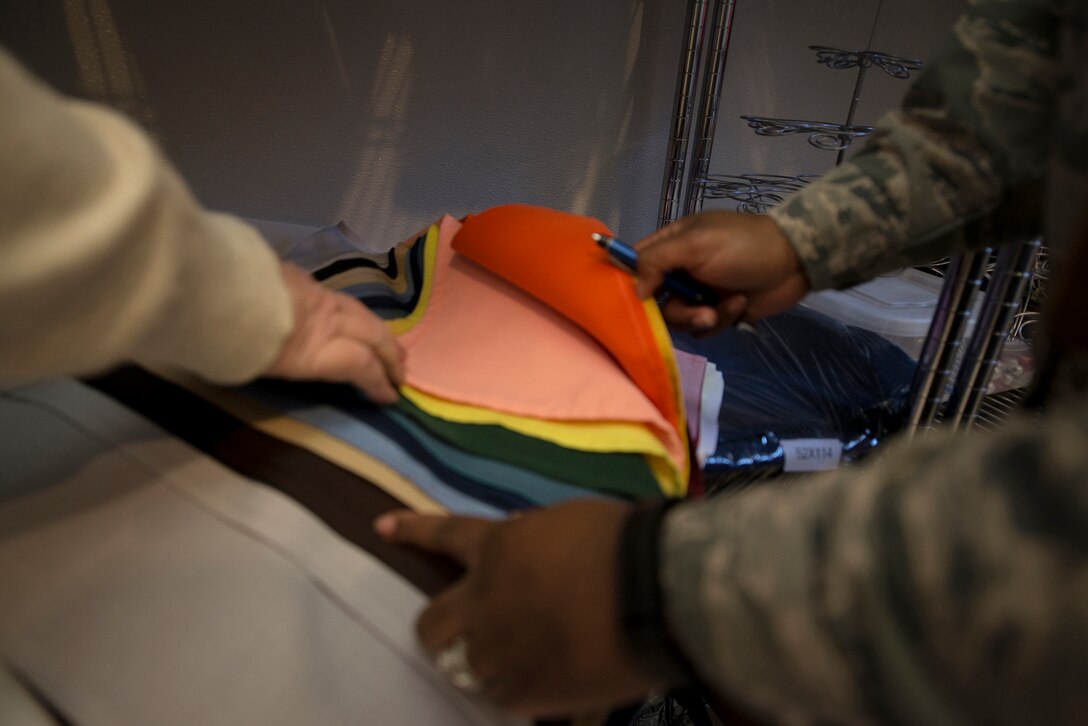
757;215;804;275
617;500;697;686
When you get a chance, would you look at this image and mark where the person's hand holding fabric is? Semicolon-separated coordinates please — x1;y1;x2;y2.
0;48;406;401
266;262;405;404
373;502;663;717
634;211;809;332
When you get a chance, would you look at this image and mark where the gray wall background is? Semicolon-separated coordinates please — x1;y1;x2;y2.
3;0;965;246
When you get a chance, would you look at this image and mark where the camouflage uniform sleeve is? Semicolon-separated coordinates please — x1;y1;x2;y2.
768;0;1060;291
659;394;1088;725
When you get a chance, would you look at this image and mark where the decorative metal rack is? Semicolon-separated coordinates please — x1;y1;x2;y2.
658;0;1044;439
704;44;921;214
699;173;817;214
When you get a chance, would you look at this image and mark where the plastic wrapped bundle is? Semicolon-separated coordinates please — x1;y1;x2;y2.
671;306;916;489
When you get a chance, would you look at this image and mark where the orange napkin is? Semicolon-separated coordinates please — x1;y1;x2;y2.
451;204;682;435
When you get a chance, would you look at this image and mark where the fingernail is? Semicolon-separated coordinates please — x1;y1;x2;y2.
374;513;398;538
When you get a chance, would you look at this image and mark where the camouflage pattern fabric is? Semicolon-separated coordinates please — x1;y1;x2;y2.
661;1;1088;723
769;0;1066;291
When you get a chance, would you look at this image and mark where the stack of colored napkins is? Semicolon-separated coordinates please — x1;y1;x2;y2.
217;205;723;515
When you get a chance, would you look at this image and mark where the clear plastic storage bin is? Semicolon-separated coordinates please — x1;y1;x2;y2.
799;268;945;360
799;268;1033;393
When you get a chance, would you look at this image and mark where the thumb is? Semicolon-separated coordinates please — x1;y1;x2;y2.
632;220;691;299
634;236;714;300
374;511;494;567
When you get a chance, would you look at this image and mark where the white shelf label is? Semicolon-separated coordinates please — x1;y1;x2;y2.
782;439;843;472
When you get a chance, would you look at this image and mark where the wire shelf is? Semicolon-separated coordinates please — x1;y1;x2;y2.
809;46;923;79
700;173;819;213
740;115;875;151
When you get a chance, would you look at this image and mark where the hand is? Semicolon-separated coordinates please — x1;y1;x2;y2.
374;501;663;718
265;262;405;404
635;211;810;333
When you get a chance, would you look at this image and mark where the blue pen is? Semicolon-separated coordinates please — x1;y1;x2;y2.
592;233;721;307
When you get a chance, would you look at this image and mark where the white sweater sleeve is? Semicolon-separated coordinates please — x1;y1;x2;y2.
0;49;293;385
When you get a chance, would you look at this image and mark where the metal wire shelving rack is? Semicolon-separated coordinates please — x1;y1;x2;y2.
657;0;922;223
657;0;1043;446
